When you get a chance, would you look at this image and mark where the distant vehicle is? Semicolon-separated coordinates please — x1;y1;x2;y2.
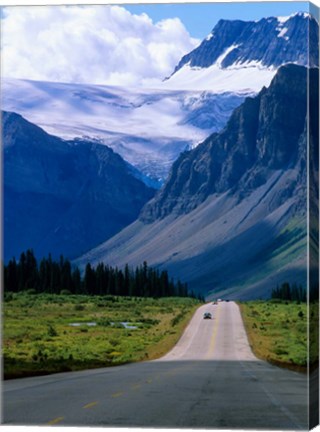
218;299;222;302
212;301;218;305
203;312;212;319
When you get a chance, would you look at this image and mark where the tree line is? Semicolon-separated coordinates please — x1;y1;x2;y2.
271;282;307;302
3;249;203;300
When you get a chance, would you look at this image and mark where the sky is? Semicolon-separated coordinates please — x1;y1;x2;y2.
0;1;312;87
125;2;309;38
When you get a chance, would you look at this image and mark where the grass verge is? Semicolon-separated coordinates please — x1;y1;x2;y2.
239;300;318;372
3;292;201;379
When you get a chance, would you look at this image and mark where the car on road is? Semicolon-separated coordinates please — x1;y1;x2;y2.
203;312;212;319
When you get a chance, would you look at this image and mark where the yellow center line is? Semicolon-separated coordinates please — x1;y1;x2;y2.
47;416;64;426
206;304;221;359
112;391;123;398
131;383;141;390
83;401;98;409
146;378;152;384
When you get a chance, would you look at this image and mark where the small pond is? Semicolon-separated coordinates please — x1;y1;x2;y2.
68;321;138;329
69;322;97;327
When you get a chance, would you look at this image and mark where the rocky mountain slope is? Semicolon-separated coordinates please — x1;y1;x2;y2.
165;12;319;91
174;12;318;71
76;65;318;299
3;111;155;261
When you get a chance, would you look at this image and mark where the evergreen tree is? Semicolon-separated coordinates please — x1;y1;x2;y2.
123;264;130;297
271;282;306;302
84;263;95;295
25;249;38;290
60;258;72;293
50;262;61;294
18;251;27;291
95;263;106;296
72;267;82;294
5;258;18;292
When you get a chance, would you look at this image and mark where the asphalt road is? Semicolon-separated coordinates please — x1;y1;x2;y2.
2;301;308;429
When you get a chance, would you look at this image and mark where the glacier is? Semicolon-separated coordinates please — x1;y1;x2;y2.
2;77;247;183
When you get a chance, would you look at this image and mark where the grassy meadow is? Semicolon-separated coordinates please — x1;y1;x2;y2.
240;300;318;371
3;292;200;379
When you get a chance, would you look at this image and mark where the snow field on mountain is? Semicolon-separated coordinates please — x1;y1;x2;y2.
2;77;247;181
163;62;276;92
2;78;199;140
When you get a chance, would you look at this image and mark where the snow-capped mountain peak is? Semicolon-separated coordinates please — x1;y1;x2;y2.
2;13;318;187
185;13;316;71
164;12;318;92
277;11;311;24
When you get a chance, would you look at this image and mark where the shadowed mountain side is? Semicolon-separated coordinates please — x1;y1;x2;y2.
76;65;314;298
3;111;155;261
309;65;319;290
75;173;307;299
141;65;308;222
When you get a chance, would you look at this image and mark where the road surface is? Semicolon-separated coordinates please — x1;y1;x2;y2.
2;301;308;429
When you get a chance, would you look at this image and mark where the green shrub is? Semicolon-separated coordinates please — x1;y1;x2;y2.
98;319;111;327
25;289;37;295
60;290;72;296
274;347;289;356
4;292;14;302
47;325;58;337
171;312;184;327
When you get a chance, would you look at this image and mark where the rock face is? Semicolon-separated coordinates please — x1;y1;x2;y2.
77;65;318;299
141;64;308;222
3;112;155;261
173;13;319;74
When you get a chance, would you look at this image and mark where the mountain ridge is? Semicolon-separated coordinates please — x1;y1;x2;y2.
76;65;318;300
3;111;155;262
141;64;307;222
164;12;319;92
172;12;319;74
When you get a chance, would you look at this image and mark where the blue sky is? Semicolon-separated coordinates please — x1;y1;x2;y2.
125;2;309;38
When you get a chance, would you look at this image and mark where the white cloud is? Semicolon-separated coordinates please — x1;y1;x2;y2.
1;5;199;86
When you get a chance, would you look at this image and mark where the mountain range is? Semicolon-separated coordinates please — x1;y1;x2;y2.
165;12;319;91
3;111;155;262
76;64;318;300
3;13;318;185
173;12;318;72
3;12;319;299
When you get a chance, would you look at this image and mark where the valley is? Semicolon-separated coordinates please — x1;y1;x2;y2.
1;4;319;431
2;11;318;300
3;112;155;261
